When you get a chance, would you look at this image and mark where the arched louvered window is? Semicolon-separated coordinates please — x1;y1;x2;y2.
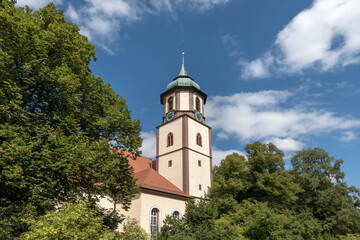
150;207;160;236
167;132;174;146
196;97;200;111
172;210;180;220
168;96;174;112
196;133;202;146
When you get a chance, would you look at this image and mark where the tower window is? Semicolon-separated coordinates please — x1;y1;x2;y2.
196;133;202;146
150;207;160;236
199;184;202;191
168;96;174;112
196;97;200;111
167;132;174;146
198;160;201;167
168;160;172;167
173;210;180;220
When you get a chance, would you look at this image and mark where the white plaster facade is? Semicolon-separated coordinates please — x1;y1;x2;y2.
157;150;183;190
99;192;186;234
180;91;190;111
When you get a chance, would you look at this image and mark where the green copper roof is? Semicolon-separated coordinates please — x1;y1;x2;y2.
167;52;200;90
178;52;188;76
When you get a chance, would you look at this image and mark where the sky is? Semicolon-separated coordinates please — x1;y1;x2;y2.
17;0;360;188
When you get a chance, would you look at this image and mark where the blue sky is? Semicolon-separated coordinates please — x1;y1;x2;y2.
18;0;360;188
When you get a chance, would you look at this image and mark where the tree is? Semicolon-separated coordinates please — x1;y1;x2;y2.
210;142;360;239
210;142;321;239
121;218;149;240
157;198;236;240
19;201;120;240
228;200;323;240
291;148;360;236
338;234;360;240
211;142;302;209
157;143;360;239
0;1;142;238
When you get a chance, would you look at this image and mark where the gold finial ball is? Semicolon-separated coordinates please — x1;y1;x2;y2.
182;52;185;56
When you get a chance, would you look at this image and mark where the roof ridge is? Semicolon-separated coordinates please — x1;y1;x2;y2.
135;168;151;175
142;168;153;183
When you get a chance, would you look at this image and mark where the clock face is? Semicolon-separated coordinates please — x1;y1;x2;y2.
195;111;203;122
166;110;175;122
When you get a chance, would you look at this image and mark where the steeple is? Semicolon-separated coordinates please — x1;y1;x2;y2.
156;53;212;198
166;52;200;90
178;52;188;76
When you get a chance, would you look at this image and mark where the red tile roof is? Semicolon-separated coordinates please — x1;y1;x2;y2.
119;151;189;198
135;168;189;198
129;155;153;173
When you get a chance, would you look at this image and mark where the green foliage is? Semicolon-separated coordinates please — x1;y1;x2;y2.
234;201;323;240
157;199;236;240
338;233;360;240
211;142;302;209
160;142;360;239
121;218;149;240
156;215;187;239
205;142;360;239
19;201;120;240
291;148;360;235
0;1;142;238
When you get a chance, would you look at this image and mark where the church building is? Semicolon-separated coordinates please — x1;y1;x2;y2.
100;53;212;235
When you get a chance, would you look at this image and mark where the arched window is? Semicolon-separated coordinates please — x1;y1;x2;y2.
172;210;180;220
196;97;200;111
167;132;174;146
196;133;202;146
150;208;160;236
168;96;174;112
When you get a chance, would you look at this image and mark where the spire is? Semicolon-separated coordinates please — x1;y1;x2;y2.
178;52;188;76
167;52;200;90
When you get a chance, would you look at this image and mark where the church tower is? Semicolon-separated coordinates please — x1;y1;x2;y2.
156;53;212;198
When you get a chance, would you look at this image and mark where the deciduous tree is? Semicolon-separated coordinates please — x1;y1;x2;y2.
211;142;302;208
19;201;120;240
291;148;360;235
0;1;142;238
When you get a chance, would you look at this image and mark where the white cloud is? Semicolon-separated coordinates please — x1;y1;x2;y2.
17;0;62;9
216;132;230;140
149;0;175;14
212;146;244;166
140;131;156;159
336;80;349;88
178;0;230;11
222;34;242;56
65;1;141;54
69;0;231;53
339;131;356;142
17;0;232;53
240;52;274;79
206;90;360;146
222;34;238;48
241;0;360;79
66;3;80;22
265;137;304;152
